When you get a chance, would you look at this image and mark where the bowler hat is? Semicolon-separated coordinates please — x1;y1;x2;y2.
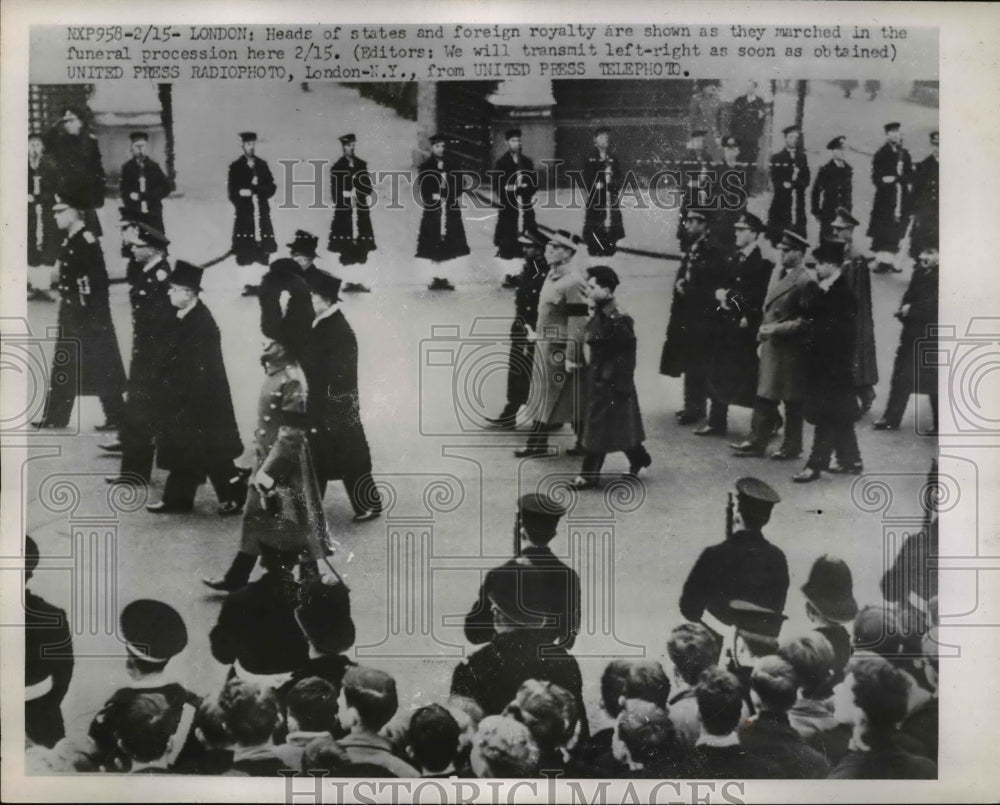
802;555;858;623
295;575;356;655
168;260;203;291
309;269;342;302
287;229;319;258
120;599;188;664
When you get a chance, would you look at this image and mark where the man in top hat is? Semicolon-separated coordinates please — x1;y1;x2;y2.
27;130;60;301
148;261;246;515
120;131;171;236
660;208;728;427
327;133;376;293
105;223;174;484
45;106;106;235
703;211;775;436
582;127;626;260
810;136;853;243
867;122;913;273
487;228;551;429
33;191;127;431
24;535;74;749
464;492;581;650
257;255;315;360
767;125;810;243
731;229;818;459
89;599;200;772
228;131;277;270
729;80;768;171
492;128;538;288
908;130;939;261
415;133;470;291
801;555;858;684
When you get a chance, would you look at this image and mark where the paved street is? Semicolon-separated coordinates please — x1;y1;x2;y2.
23;81;937;739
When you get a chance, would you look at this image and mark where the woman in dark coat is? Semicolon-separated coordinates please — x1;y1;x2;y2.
574;266;650;489
793;242;861;483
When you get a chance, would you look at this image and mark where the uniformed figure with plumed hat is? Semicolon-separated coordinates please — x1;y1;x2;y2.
228;131;277;268
120;131;171;236
810;135;853;242
767;125;810;243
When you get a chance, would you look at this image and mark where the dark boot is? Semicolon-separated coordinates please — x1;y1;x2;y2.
202;551;256;592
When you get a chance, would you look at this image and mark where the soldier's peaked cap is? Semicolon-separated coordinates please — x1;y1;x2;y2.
548;229;579;250
727;599;786;639
132;222;169;249
339;133;356;145
827;135;846;150
780;230;811;251
684;208;710;221
120;599;188;663
734;212;765;233
519;492;567;540
168;260;203;290
518;228;549;248
832;207;860;228
52;189;88;212
429;133;448;144
735;477;781;506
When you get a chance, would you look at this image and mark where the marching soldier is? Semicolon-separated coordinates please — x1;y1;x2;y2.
492;128;538;288
120;131;171;236
327;133;376;293
45;106;106;236
27;131;60;301
581;127;626;261
415;133;470;291
105;223;173;485
908;131;939;260
33;190;126;431
486;229;551;429
228;131;277;275
867;122;913;273
810;136;853;242
766;125;810;243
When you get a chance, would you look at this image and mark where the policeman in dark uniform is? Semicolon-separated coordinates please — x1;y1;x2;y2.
486;229;551;429
463;492;581;650
811;136;854;242
327;133;377;292
120;131;171;236
89;599;199;772
228;131;277;279
105;223;173;484
767;125;810;243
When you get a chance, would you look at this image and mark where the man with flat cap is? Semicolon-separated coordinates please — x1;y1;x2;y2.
731;229;818;459
327;133;376;293
811;136;853;243
908;131;939;261
120;131;171;236
415;133;470;291
45;106;106;235
767;125;810;242
89;599;200;772
582;126;626;260
492;127;538;287
464;492;581;650
148;261;246;515
105;223;174;484
34;190;126;431
228;131;277;271
867;122;913;273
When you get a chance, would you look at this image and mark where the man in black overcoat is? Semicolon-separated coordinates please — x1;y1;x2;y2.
767;125;810;243
867;122;913;273
45;107;106;235
148;261;246;514
327;133;376;292
810;136;853;243
581;127;626;259
258;255;314;361
28;131;60;300
492;128;537;286
707;135;751;253
120;131;171;235
228;131;277;268
676;130;713;253
415;133;470;291
728;80;768;171
908;131;939;260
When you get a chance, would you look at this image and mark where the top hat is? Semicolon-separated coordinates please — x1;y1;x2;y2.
287;230;319;258
339;133;356;145
309;269;342;302
733;212;766;233
295;575;356;655
827;135;846;150
168;260;203;291
801;555;858;623
120;599;188;664
518;492;567;542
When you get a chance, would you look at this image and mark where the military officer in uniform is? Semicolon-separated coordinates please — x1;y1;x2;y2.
908;131;939;260
709;134;751;252
766;125;810;243
228;131;277;278
492;128;538;287
34;191;126;431
810;136;853;242
88;599;199;772
105;223;174;485
415;133;470;291
581;127;626;261
120;131;171;236
27;131;60;301
464;492;580;650
486;228;551;429
45;106;106;235
327;133;376;293
867;122;913;273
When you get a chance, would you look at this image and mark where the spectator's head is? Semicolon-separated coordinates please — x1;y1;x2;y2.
504;679;578;758
406;704;461;774
779;632;837;700
29;131;45;159
338;666;398;732
782;124;801;148
129;130;149;158
302;734;351;776
60;107;84;136
586;265;620;304
919;246;939;270
469;715;540;778
833;655;910;740
749;655;799;713
239;130;257;156
682;208;708;237
286;677;339;734
193;693;231;750
884;121;902;145
695;667;745;737
446;695;484;760
918;627;940;693
599;660;632;718
852;605;904;659
613;699;678;772
219;678;282;747
622;660;671;709
667;622;720;687
429;132;447;157
115;693;175;765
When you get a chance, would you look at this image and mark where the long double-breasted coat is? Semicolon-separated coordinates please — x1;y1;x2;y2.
867;142;913;253
327;154;377;265
28;154;61;266
581;149;626;256
240;355;330;560
581;299;646;453
767;147;810;239
810;159;853;242
528;265;588;425
415;155;470;262
492;151;538;260
156;300;243;473
803;273;859;425
755;263;818;402
842;245;879;390
228;154;277;263
707;245;775;407
908;153;938;258
120;155;171;235
45;128;106;235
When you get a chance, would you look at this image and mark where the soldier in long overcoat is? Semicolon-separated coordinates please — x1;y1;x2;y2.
581;127;626;258
492;128;537;264
27;132;61;281
327;133;376;292
35;191;126;430
675;131;713;253
810;136;853;242
767;126;810;243
45;107;106;235
867;122;913;273
708;135;751;253
908;131;939;260
415;134;470;290
120;131;171;235
228;132;277;266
